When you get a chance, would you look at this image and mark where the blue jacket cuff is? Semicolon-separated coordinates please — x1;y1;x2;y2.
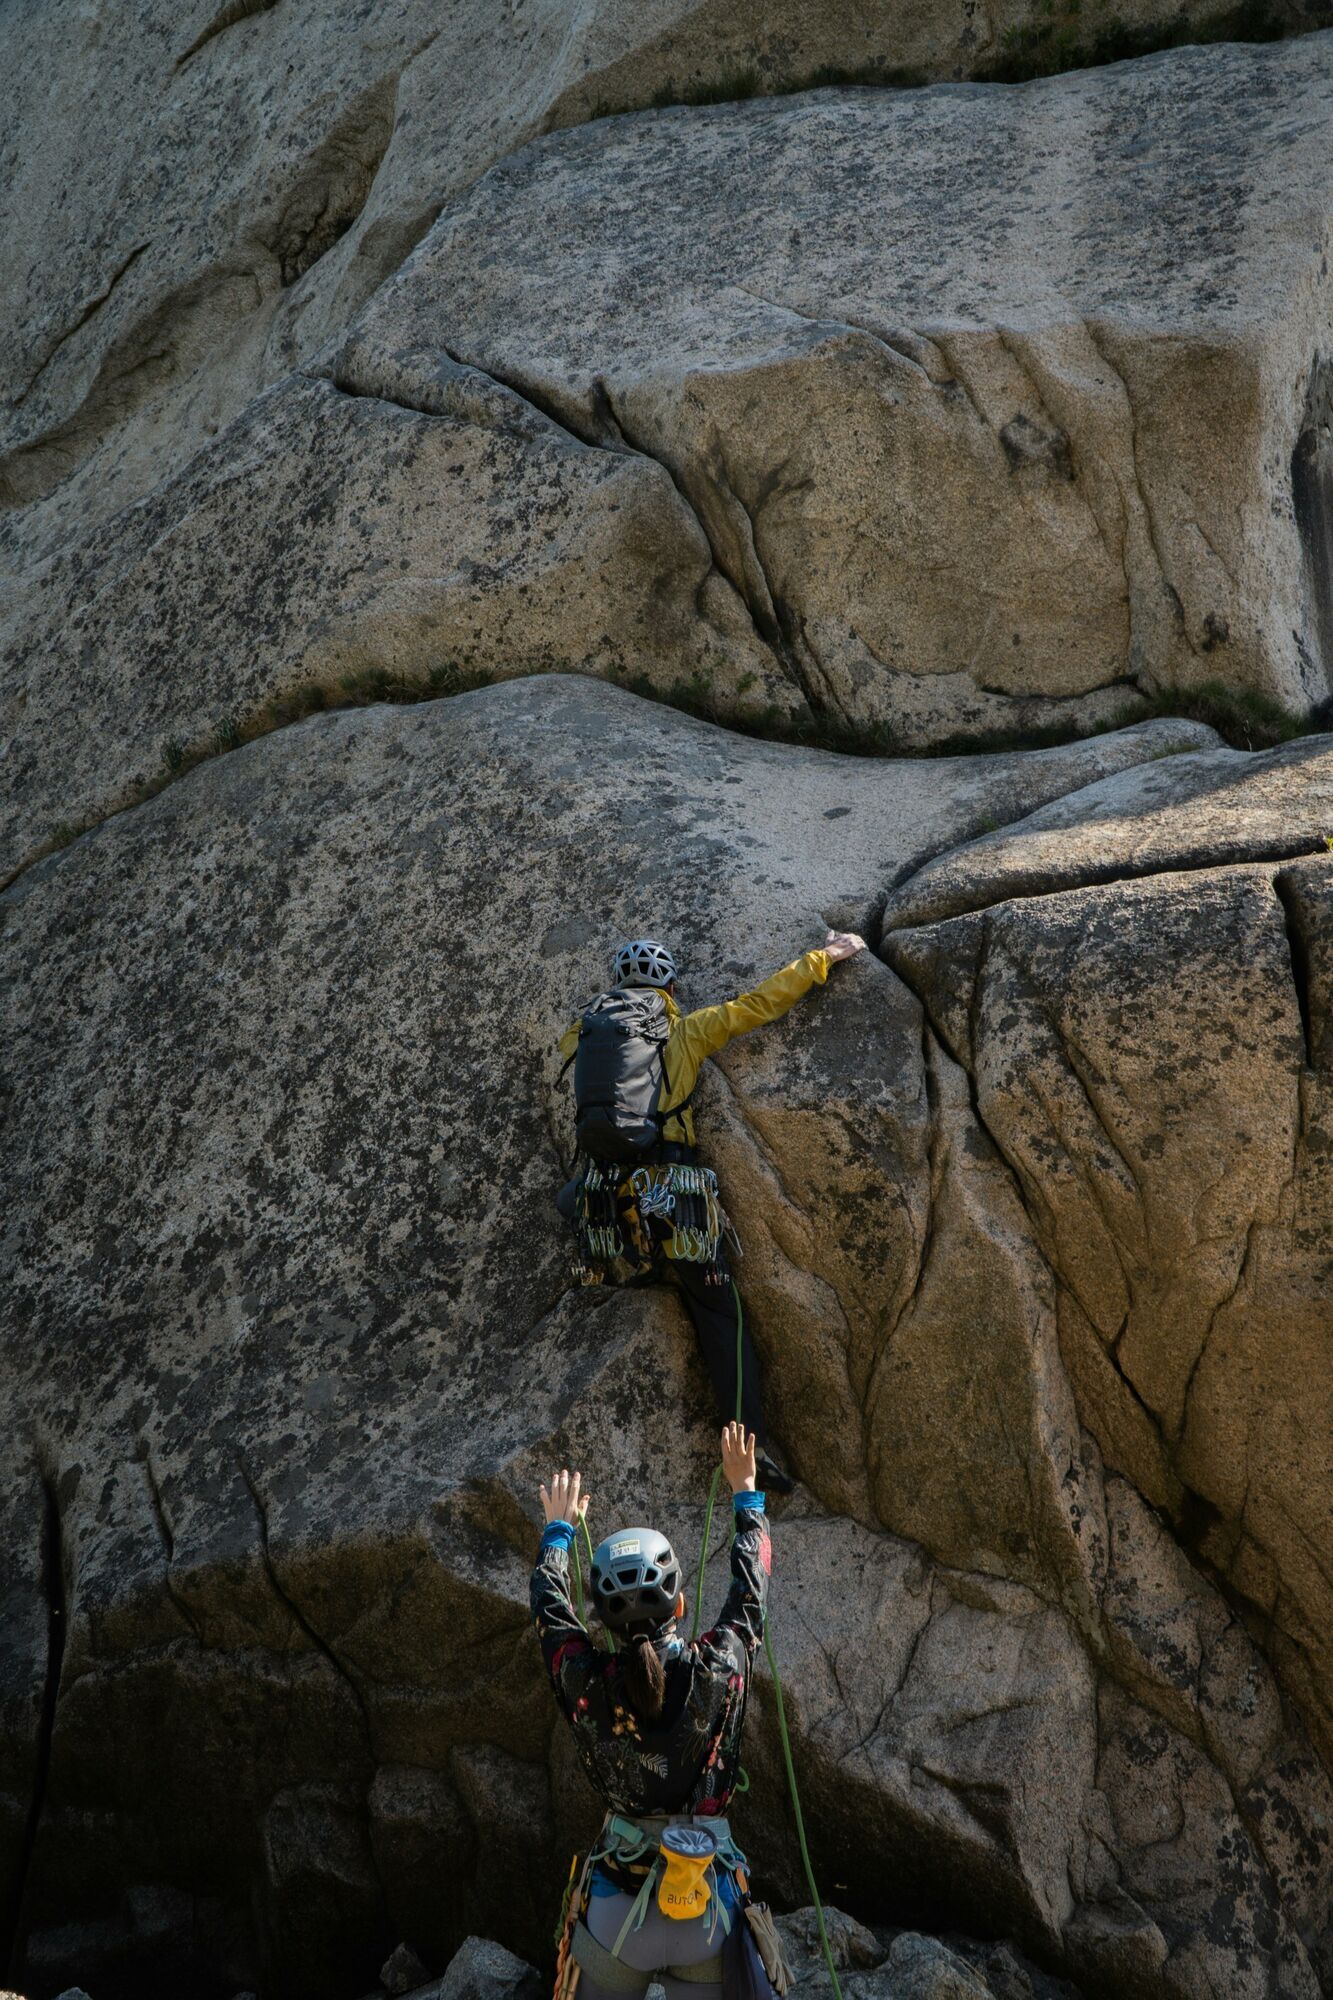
541;1520;576;1551
733;1491;766;1514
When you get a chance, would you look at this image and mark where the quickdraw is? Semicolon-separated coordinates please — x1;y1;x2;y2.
572;1162;731;1284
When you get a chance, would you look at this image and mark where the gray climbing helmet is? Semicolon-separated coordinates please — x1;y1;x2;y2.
590;1525;682;1630
611;939;677;989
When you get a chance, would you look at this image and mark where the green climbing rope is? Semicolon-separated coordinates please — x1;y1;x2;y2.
690;1465;723;1645
688;1284;845;2000
575;1507;615;1652
763;1624;843;2000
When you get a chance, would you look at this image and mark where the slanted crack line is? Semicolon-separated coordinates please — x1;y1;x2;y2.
1083;320;1191;656
7;243;151;415
176;0;281;70
1272;869;1314;1068
136;1440;205;1646
883;837;1333;937
235;1454;375;1736
318;346;799;695
236;1455;389;1920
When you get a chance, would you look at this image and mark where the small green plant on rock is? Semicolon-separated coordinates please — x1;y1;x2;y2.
1114;679;1305;751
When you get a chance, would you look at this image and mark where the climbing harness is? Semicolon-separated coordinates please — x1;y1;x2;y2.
572;1161;731;1286
592;1813;744;1950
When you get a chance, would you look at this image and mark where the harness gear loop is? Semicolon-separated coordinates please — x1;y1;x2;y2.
588;1814;742;1959
573;1161;729;1285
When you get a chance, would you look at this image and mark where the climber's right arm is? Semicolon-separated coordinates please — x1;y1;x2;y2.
698;1423;769;1670
676;932;864;1068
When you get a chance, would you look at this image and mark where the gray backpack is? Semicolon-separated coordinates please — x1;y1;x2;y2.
566;987;690;1163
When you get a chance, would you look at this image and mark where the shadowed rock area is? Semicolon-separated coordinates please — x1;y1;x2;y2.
4;678;1333;2000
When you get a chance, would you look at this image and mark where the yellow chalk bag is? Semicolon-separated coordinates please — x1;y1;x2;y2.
657;1825;718;1921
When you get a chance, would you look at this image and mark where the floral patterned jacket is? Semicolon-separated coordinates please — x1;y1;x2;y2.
531;1496;770;1831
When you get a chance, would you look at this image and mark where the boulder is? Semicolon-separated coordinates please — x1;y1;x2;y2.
381;1943;430;1995
773;1911;1083;1999
427;1937;542;2000
3;676;1332;1998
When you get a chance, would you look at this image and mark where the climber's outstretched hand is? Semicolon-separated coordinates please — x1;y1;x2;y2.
824;929;867;964
540;1469;590;1527
721;1422;758;1494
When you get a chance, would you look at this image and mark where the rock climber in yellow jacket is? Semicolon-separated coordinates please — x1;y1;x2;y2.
558;931;865;1492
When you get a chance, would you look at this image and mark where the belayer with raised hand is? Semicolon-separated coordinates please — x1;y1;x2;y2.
557;931;866;1494
533;1424;777;2000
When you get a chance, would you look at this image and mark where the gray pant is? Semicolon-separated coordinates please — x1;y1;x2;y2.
579;1887;726;2000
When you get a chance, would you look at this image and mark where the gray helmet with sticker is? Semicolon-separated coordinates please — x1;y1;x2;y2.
611;939;677;990
590;1525;682;1630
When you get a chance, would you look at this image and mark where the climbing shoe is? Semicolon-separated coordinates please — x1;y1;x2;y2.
757;1453;795;1496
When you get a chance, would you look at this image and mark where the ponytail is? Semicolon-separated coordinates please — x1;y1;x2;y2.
622;1631;666;1722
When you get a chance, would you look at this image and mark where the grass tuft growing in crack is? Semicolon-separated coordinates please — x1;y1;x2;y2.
624;671;1314;761
1112;679;1310;751
977;0;1317;82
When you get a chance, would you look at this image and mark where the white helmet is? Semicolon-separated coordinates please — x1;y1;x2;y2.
612;939;676;989
591;1526;682;1630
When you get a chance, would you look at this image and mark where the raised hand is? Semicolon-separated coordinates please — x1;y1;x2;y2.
824;929;867;964
540;1468;590;1527
720;1421;757;1494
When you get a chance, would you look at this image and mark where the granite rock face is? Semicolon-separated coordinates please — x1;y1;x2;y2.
7;0;1327;560
8;34;1333;878
365;37;1333;741
7;0;1333;1996
4;677;1333;2000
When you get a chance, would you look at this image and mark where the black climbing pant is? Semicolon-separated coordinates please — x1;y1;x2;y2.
665;1244;767;1446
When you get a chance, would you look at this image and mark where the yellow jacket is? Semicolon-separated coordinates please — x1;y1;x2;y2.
560;949;831;1148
